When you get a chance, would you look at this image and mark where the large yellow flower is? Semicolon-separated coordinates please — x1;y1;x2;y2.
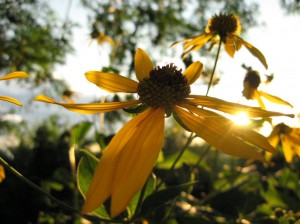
0;72;29;106
242;68;293;110
268;123;300;163
35;48;292;217
171;13;268;69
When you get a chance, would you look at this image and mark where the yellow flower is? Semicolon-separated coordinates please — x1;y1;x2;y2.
0;72;29;106
0;165;5;183
171;13;268;69
35;48;292;217
268;123;300;163
242;68;293;110
97;31;115;46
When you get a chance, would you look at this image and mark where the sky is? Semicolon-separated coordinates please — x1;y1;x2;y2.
1;0;300;128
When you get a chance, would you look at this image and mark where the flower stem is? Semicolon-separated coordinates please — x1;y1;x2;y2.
0;156;79;214
156;132;195;190
205;40;222;96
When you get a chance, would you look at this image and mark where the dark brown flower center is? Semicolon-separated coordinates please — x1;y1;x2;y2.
137;64;190;112
207;13;240;38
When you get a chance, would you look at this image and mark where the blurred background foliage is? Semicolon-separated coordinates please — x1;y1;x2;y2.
1;0;300;223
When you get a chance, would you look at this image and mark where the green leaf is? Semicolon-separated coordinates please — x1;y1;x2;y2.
70;121;92;146
139;182;197;217
77;149;110;219
127;174;156;217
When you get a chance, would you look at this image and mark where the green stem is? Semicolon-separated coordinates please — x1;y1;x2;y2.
156;132;195;190
169;132;195;171
196;145;211;166
205;40;222;96
0;156;79;214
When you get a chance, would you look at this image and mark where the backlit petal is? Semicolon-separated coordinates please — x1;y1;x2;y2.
0;96;23;106
187;95;294;118
242;40;268;69
0;71;29;81
111;107;165;217
82;108;158;214
259;91;293;107
281;135;295;163
34;95;140;114
183;104;276;154
85;71;138;93
183;33;214;50
224;35;243;57
174;106;265;161
134;48;154;81
183;61;203;84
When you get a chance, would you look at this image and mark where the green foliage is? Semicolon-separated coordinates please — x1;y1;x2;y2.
0;0;73;89
82;0;259;75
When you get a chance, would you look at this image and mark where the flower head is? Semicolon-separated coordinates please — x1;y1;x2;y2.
35;48;293;217
171;13;268;69
0;72;29;106
242;67;293;110
268;123;300;163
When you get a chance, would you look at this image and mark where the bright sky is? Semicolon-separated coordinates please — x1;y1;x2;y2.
1;0;300;127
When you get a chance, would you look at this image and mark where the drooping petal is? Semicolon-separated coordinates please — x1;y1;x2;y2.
183;104;276;154
187;95;294;118
253;90;266;110
134;48;154;81
0;96;23;106
183;61;203;84
281;135;295;163
223;35;243;57
85;71;138;93
34;95;141;114
242;39;268;69
259;91;293;107
174;106;265;161
0;71;29;81
82;108;165;216
81;108;159;214
111;107;165;217
267;128;281;148
183;32;215;50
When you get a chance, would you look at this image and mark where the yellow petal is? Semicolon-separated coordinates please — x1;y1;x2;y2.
259;91;293;107
111;107;165;217
253;90;266;110
34;95;141;114
0;71;29;81
0;96;23;106
183;61;203;84
224;35;243;58
242;40;268;69
85;71;138;93
184;104;276;154
174;106;265;161
134;48;154;81
82;108;153;214
281;135;295;163
82;107;165;216
187;95;294;118
183;33;214;50
268;128;281;148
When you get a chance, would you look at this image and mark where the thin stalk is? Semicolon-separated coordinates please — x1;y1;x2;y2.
205;40;222;96
196;145;211;166
0;156;78;214
156;132;195;190
0;156;131;224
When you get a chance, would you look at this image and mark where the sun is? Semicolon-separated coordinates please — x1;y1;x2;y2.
231;111;250;125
